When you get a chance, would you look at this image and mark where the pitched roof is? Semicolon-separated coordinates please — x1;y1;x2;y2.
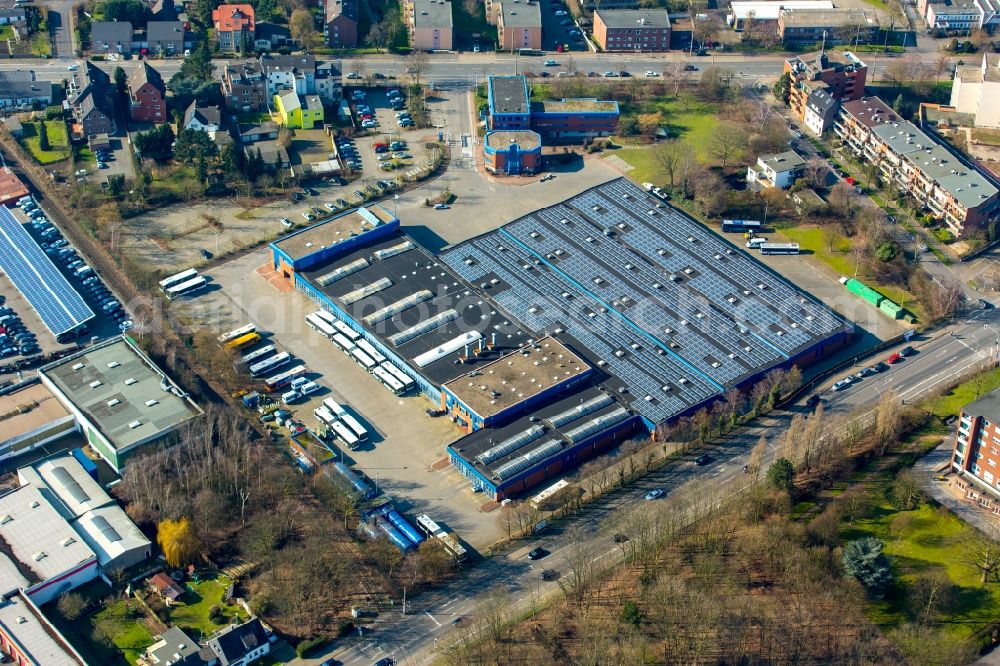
279;90;301;112
0;80;52;101
183;100;221;127
261;53;316;76
75;63;117;122
128;61;165;94
208;618;269;666
150;572;185;598
326;0;358;23
91;21;133;48
146;20;184;43
212;3;255;31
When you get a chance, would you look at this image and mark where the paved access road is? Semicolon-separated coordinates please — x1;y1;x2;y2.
306;303;1000;666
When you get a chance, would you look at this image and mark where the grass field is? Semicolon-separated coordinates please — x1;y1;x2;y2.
777;226;856;276
52;597;156;666
844;491;1000;639
618;95;720;162
21;120;70;164
922;365;1000;420
167;574;246;640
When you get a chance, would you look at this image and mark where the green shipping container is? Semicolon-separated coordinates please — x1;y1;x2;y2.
844;279;884;307
879;300;903;319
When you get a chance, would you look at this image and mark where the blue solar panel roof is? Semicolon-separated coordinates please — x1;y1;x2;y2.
0;206;94;335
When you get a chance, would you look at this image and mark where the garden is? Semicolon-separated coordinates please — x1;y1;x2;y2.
19;119;70;165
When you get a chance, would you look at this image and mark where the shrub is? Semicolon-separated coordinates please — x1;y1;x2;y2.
296;635;329;657
767;457;795;492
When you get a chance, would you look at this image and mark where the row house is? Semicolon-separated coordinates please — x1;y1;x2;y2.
835;96;1000;236
221;61;268;112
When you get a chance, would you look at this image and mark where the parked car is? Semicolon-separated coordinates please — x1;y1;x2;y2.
900;345;915;357
281;217;293;228
434;203;450;210
694;454;712;466
527;547;548;560
644;488;665;500
886;352;902;364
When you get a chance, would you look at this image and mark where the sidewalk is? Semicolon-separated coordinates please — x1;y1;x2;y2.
917;440;999;536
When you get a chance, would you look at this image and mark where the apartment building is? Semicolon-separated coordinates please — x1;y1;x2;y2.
221;61;268;112
325;0;359;48
406;0;454;50
952;388;1000;501
777;8;879;45
951;53;1000;128
727;0;832;31
784;50;867;124
926;0;982;30
835;96;1000;236
592;9;670;51
497;0;542;51
803;86;839;135
127;61;166;124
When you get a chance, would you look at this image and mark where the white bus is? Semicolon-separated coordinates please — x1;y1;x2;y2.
165;276;208;300
305;312;337;339
351;348;377;372
356;338;386;364
315;309;338;326
331;334;356;354
340;413;369;442
240;344;276;366
264;364;306;392
158;268;199;292
249;351;291;378
415;514;467;563
314;406;338;427
218;323;256;345
380;362;414;393
323;398;348;419
333;320;361;341
330;420;360;450
759;242;800;255
372;366;404;395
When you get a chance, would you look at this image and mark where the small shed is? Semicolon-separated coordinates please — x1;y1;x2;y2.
150;572;185;603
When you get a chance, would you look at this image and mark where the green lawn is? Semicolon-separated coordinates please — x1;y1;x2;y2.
20;120;70;164
922;366;1000;420
844;494;1000;640
50;597;155;666
167;574;247;640
618;95;720;162
76;146;97;165
0;25;14;41
777;226;856;276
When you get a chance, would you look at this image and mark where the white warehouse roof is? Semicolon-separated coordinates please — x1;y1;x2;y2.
17;456;110;520
729;0;833;20
73;506;150;568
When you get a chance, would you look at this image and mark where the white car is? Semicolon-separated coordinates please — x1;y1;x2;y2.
555;9;567;14
644;70;660;77
642;182;655;191
67;64;79;71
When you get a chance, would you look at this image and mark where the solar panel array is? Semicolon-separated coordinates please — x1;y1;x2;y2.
0;206;94;335
440;178;850;425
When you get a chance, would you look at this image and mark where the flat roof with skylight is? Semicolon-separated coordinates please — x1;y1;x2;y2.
272;205;399;263
440;178;852;425
39;336;203;457
443;336;590;419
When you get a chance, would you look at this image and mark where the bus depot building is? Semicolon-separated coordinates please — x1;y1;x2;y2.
273;178;853;499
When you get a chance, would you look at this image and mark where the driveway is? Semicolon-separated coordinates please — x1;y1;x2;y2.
41;0;77;57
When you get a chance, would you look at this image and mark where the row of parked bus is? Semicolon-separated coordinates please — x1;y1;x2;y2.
721;220;799;255
218;323;318;398
314;397;369;451
158;268;208;300
305;309;416;395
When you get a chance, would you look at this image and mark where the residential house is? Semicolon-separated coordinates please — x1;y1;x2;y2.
783;50;867;125
248;141;290;170
70;62;118;138
835;96;1000;236
150;572;185;603
183;100;221;139
497;1;542;51
746;150;806;189
261;53;316;96
950;53;1000;128
140;625;215;666
727;0;832;31
592;9;670;52
0;7;26;26
406;0;454;50
213;4;254;52
325;0;359;48
253;22;289;50
777;8;879;44
0;79;53;109
221;61;268;112
274;91;323;129
315;61;343;104
91;20;133;54
146;20;185;56
127;62;166;123
206;618;271;666
238;120;279;143
803;86;839;136
951;387;1000;502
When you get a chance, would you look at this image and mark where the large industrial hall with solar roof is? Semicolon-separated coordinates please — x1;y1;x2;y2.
275;178;853;499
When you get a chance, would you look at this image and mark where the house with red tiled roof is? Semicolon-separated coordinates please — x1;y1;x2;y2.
212;3;255;52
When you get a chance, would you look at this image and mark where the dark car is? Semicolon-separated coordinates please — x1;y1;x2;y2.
200;249;213;260
305;187;319;196
372;658;395;666
541;569;560;581
900;345;915;357
684;64;698;71
291;192;304;202
694;454;712;466
980;298;994;310
874;361;890;372
806;394;822;408
527;547;548;560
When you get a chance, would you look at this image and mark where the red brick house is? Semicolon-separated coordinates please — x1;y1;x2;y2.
127;62;166;124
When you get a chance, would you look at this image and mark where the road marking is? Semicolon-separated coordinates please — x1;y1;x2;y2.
425;611;441;626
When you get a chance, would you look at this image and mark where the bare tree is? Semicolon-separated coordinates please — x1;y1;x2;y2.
651;139;690;188
407;50;430;86
873;388;903;456
966;523;1000;584
708;124;747;168
558;529;597;604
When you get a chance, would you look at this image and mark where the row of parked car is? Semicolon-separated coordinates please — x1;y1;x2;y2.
0;296;39;358
832;345;915;392
17;196;132;335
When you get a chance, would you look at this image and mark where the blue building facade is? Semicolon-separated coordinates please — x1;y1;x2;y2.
486;75;531;130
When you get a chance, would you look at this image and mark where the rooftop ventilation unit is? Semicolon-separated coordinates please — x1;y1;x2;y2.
107;398;120;407
72;363;84;371
128;420;142;429
125;378;137;385
145;399;159;406
106;361;119;368
89;380;102;388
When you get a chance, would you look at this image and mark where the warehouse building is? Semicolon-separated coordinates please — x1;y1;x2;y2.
282;178;852;499
0;592;87;665
38;336;204;472
0;382;77;464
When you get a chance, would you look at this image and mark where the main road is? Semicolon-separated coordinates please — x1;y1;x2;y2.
316;300;1000;666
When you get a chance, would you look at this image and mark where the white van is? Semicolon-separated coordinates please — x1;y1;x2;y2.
298;381;321;396
290;376;308;390
746;237;767;248
281;390;301;405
